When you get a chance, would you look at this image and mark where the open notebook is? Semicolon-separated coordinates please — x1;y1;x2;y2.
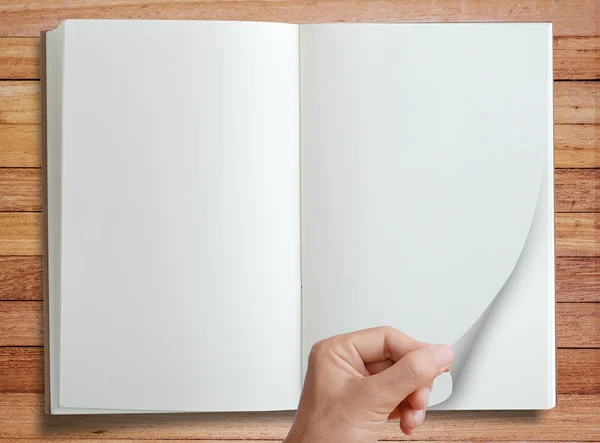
44;20;555;414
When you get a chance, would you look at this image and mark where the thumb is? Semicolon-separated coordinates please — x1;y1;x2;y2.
367;344;454;408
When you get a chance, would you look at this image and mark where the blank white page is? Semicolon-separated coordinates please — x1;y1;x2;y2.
300;24;553;409
57;20;301;411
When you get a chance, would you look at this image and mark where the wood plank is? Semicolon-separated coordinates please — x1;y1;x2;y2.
0;213;42;255
557;349;600;395
0;81;39;124
24;440;481;443
554;36;600;80
7;125;591;169
3;167;600;215
0;124;41;167
0;256;42;301
554;82;599;125
0;38;39;79
0;441;588;443
0;302;42;346
556;213;600;257
0;301;596;348
0;0;598;37
0;168;41;211
0;347;42;392
0;212;596;257
0;441;277;443
0;256;594;303
0;393;598;440
0;80;596;130
1;36;596;80
557;257;600;302
2;347;596;395
4;167;596;214
555;124;599;168
0;440;596;443
2;167;600;214
555;169;600;213
557;303;600;348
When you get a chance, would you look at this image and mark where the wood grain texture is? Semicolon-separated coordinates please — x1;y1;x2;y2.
555;124;599;168
556;257;600;302
0;347;43;392
1;36;597;80
0;212;42;255
0;168;41;211
0;37;39;79
557;303;600;348
557;349;600;395
13;441;585;443
0;256;42;301
554;36;600;80
556;213;600;257
1;301;596;347
554;81;599;125
2;347;596;395
1;0;599;37
0;441;277;443
0;393;598;440
0;301;42;346
1;441;591;443
0;81;39;124
0;168;42;211
555;169;600;212
0;124;41;167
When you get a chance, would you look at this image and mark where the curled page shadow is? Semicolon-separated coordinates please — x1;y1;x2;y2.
427;162;547;408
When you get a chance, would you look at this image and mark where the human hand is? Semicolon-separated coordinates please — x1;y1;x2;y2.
284;327;454;443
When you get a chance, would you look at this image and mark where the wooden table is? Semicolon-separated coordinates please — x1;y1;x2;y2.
0;1;598;441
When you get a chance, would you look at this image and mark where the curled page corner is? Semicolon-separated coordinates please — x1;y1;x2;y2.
428;162;547;409
428;372;453;406
428;297;498;407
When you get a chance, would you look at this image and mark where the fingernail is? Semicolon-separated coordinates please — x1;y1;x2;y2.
430;344;454;370
413;408;424;425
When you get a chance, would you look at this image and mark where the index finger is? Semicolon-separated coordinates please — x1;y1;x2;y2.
333;326;425;364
